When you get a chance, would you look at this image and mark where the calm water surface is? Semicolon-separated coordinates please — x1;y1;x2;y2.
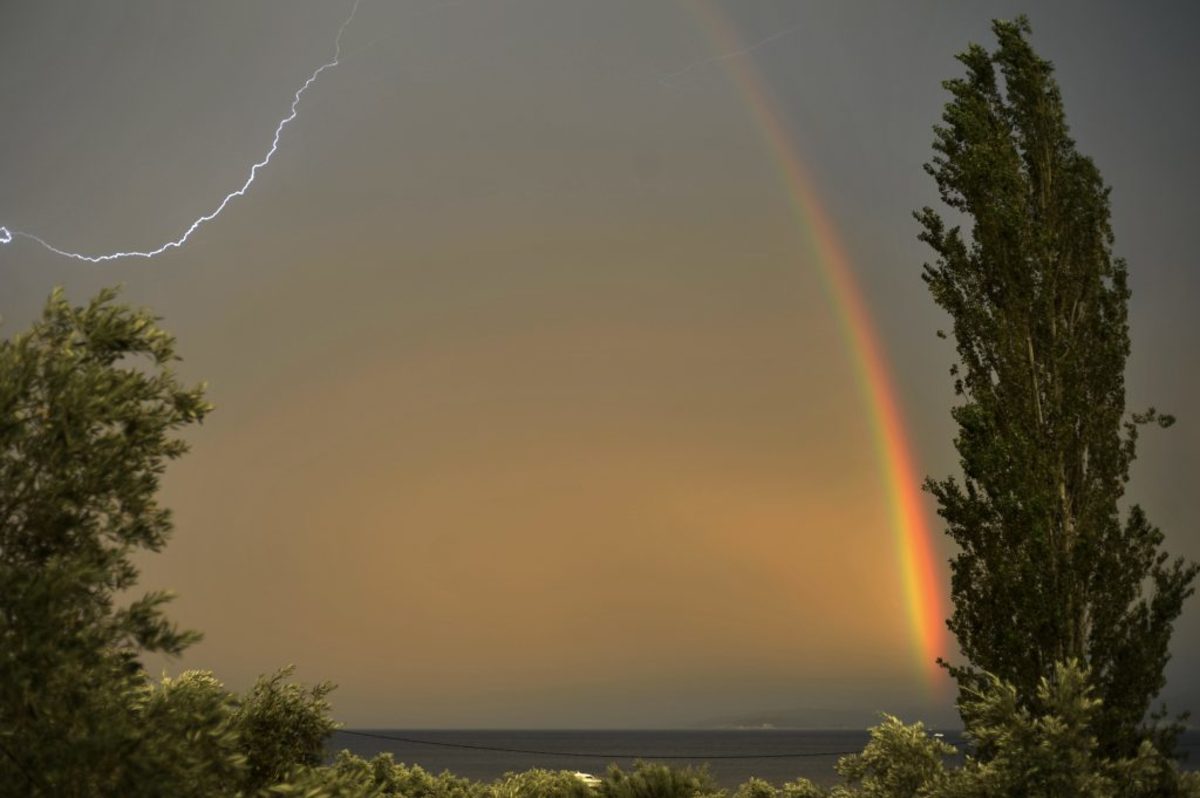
330;729;1199;789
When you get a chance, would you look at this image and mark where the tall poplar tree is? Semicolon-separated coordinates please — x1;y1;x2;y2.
916;17;1197;756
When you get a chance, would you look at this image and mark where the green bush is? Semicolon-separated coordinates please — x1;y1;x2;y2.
599;761;723;798
132;671;246;797
733;777;778;798
817;665;1200;798
318;752;489;798
829;716;955;798
732;775;830;798
232;666;339;792
493;768;598;798
778;779;827;798
267;762;383;798
936;660;1200;798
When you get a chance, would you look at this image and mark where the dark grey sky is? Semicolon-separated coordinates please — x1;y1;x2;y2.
1;1;1197;727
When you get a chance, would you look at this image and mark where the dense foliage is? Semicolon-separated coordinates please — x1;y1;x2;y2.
916;16;1197;755
0;287;211;795
274;757;823;798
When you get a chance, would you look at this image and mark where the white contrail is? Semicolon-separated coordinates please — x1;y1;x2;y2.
658;23;802;90
0;0;361;263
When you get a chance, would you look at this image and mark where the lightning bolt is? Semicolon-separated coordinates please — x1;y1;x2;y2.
0;0;361;263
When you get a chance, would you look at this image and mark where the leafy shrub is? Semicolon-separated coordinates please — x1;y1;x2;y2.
734;777;778;798
779;779;827;798
829;715;955;798
599;761;723;798
936;660;1200;798
493;768;598;798
320;751;489;798
132;671;246;797
231;666;339;792
267;762;382;798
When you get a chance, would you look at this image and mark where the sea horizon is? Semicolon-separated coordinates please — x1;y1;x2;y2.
329;728;1200;789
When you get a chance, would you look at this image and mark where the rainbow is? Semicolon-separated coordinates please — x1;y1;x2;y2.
685;2;948;687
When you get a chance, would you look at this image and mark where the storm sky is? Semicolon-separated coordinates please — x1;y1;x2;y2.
1;1;1197;728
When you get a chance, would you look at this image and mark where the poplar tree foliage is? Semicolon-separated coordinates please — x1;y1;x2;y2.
916;17;1197;756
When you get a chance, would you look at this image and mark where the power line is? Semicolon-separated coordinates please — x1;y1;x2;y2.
336;729;1200;761
335;730;859;760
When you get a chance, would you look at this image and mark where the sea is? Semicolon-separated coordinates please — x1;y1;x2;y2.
329;728;1200;789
